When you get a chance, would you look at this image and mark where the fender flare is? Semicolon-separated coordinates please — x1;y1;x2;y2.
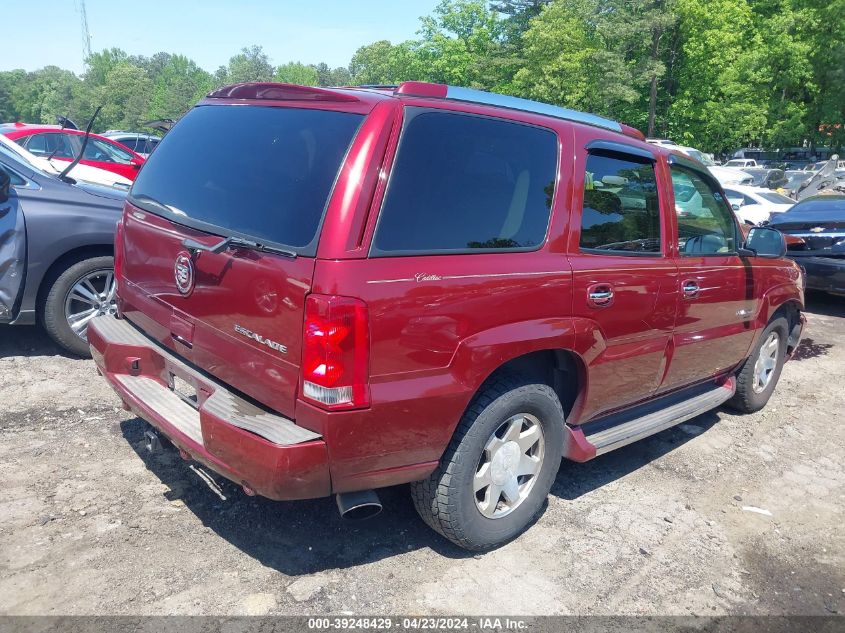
754;281;803;330
449;317;578;392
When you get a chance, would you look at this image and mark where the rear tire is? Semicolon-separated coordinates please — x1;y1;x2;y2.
42;256;115;357
728;316;788;413
411;373;564;551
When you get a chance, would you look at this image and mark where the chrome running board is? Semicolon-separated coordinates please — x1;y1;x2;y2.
584;379;735;456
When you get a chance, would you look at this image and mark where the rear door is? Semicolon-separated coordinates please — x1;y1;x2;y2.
568;130;678;422
660;157;757;391
120;103;365;418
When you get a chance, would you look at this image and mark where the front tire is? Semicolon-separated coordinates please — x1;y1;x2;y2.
42;256;115;357
728;316;789;413
411;374;564;551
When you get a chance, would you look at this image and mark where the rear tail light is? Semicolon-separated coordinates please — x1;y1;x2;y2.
301;294;370;410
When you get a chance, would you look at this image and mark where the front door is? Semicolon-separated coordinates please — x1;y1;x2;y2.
568;132;678;422
660;158;757;392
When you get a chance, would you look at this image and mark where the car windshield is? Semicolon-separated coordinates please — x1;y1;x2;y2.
743;169;767;186
757;191;794;204
129;105;364;253
784;171;809;186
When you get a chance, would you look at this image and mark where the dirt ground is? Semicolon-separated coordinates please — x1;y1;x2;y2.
0;292;843;617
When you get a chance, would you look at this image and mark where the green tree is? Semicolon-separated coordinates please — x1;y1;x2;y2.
218;45;275;84
514;0;606;112
84;48;129;85
667;0;768;152
148;55;214;120
350;40;422;84
414;0;509;88
275;62;319;85
97;63;154;130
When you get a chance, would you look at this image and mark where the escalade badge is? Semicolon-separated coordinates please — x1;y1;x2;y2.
174;251;195;295
234;324;288;354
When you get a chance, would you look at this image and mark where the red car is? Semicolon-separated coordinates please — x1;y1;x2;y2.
1;123;145;181
87;82;805;550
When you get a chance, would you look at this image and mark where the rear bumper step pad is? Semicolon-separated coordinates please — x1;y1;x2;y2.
91;314;319;446
88;314;330;500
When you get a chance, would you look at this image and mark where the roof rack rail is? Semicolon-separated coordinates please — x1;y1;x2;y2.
394;81;642;139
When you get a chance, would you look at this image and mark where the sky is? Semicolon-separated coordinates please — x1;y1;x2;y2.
1;0;440;74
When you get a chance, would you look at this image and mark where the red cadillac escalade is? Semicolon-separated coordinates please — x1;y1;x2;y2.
88;81;805;550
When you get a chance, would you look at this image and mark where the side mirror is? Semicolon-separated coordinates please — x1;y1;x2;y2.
745;226;786;258
0;167;10;204
731;203;741;211
131;157;143;169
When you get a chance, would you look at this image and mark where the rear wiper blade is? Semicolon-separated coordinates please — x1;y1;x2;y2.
181;236;297;259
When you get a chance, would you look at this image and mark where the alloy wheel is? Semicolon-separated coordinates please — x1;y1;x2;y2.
64;268;116;341
474;413;545;519
752;331;780;394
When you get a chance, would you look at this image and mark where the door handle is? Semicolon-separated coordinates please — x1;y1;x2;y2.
587;284;614;307
682;280;700;299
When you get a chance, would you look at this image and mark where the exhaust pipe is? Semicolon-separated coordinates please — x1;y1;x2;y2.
335;490;382;521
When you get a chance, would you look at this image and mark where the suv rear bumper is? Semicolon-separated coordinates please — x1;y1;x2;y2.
88;314;331;501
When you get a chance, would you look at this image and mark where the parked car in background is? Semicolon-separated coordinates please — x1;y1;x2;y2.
675;145;715;166
725;158;758;168
742;167;788;190
770;194;845;296
804;160;845;172
803;161;840;172
0;139;125;355
102;131;162;158
0;134;131;190
88;81;804;551
795;155;845;200
708;165;754;187
723;184;794;225
1;123;145;181
780;170;813;198
645;138;678;148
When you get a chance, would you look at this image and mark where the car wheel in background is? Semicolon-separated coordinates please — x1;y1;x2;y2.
42;256;116;357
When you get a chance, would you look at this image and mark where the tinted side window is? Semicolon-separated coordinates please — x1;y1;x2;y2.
13;135;32;149
579;152;660;253
117;138;138;151
373;110;557;254
83;138;133;163
21;134;47;155
671;166;737;254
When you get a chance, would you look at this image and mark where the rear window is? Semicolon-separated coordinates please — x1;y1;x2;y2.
372;110;557;255
129;105;363;253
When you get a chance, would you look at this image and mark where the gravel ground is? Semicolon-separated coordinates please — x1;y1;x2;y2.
0;292;843;616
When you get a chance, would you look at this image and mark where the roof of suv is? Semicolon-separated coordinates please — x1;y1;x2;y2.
203;81;648;143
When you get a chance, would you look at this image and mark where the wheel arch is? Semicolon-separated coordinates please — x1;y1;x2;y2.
35;244;114;315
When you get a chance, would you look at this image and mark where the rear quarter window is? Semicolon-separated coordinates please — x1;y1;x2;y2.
372;109;558;255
